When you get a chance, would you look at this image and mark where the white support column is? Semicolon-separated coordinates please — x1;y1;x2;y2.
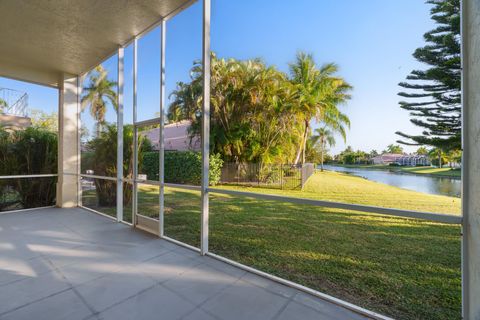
201;0;211;255
117;47;124;222
159;21;166;237
57;75;80;208
77;74;83;207
461;0;480;319
132;38;138;226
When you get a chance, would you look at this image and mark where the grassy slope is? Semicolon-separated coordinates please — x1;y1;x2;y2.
83;171;461;319
400;166;461;177
334;163;461;178
215;170;460;214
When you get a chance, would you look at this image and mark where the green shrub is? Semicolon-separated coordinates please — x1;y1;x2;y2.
85;124;151;206
141;151;223;186
0;126;57;210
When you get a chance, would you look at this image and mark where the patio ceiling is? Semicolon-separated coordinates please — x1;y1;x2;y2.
0;0;195;87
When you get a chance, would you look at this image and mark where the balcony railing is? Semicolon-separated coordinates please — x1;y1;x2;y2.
0;87;28;117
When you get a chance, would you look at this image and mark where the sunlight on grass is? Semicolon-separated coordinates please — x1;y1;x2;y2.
215;171;461;214
81;171;461;319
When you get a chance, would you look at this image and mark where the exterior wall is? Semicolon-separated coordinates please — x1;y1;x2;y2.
142;120;201;151
0;114;31;130
56;75;79;208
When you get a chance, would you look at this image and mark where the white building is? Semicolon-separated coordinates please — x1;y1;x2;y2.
372;153;430;166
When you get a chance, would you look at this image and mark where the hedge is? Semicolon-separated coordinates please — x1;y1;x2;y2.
0;126;57;210
141;151;223;186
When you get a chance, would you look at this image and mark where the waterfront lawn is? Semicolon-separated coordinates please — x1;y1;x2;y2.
332;163;461;178
401;166;461;177
83;171;461;319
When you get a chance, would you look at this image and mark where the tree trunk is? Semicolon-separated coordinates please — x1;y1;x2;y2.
438;150;442;168
302;138;306;164
320;149;324;172
294;122;309;165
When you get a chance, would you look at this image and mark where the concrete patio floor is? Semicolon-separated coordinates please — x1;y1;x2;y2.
0;207;370;320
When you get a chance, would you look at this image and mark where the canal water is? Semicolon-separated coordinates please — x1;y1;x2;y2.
323;165;461;197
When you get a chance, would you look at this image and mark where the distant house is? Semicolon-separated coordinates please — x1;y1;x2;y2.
141;120;200;152
372;153;430;166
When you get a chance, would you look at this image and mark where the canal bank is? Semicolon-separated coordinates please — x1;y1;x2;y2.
323;164;461;197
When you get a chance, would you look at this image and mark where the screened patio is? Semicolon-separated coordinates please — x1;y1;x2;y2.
0;0;479;319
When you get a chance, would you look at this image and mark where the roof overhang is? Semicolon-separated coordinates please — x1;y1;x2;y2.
0;0;195;88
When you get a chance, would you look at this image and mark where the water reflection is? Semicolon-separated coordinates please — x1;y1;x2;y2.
323;165;461;197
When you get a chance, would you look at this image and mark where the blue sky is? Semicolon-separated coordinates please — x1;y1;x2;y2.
0;0;434;154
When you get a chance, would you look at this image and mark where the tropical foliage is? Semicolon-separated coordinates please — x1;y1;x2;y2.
81;65;118;137
168;52;352;165
141;151;223;185
0;126;57;210
30;109;58;132
0;98;7;111
384;144;404;154
310;127;338;171
397;0;461;151
82;124;151;206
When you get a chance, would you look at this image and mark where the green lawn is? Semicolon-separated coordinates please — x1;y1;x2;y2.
333;163;461;178
83;171;461;319
400;166;461;178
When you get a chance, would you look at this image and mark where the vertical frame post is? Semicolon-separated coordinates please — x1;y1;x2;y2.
461;0;480;318
159;21;166;237
77;75;83;207
133;38;138;227
201;0;211;255
117;46;124;222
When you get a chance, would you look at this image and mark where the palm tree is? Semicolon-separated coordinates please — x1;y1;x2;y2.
428;147;445;168
386;144;403;154
310;127;335;171
289;52;352;164
81;66;118;137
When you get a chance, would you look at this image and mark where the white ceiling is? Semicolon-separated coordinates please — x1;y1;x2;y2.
0;0;195;87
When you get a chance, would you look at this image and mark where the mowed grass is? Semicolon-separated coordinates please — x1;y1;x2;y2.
400;166;461;178
334;163;461;178
83;171;461;319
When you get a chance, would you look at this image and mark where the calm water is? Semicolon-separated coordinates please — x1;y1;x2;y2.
323;165;461;197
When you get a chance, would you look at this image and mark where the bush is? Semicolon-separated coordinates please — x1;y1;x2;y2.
85;124;151;206
141;151;223;186
0;126;57;210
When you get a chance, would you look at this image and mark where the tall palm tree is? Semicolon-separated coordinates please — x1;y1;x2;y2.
310;127;335;171
289;52;352;164
81;66;118;137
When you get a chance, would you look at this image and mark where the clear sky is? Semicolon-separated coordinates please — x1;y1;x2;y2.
0;0;434;154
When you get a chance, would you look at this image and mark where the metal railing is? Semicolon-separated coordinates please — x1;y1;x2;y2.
219;162;315;190
0;88;28;117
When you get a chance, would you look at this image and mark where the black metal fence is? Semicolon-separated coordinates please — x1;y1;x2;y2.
220;163;315;190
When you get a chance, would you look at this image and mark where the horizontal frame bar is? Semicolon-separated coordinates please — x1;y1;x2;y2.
207;188;462;225
123;180;201;191
0;174;58;179
205;252;392;320
162;235;201;253
80;174;117;182
165;183;201;191
80;205;117;221
73;172;462;225
136;179;161;186
0;205;56;215
135;213;159;222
